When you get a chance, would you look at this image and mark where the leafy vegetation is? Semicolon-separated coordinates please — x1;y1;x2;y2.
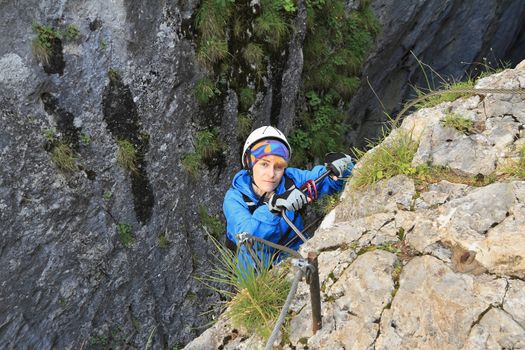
32;22;81;64
117;223;134;248
290;1;380;165
182;128;223;176
64;24;80;39
191;0;379;165
195;129;222;161
32;24;62;65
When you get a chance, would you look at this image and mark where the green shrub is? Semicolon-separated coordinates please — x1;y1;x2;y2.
441;112;474;134
289;91;346;165
117;223;134;248
253;0;290;50
51;143;78;172
116;139;138;173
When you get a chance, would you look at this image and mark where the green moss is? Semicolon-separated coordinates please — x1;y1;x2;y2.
158;232;170;249
117;223;134;248
51;143;78;172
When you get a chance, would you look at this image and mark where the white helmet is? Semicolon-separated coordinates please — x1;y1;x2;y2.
241;126;292;169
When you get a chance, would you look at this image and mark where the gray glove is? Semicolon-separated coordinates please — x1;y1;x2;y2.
324;152;354;177
268;189;308;213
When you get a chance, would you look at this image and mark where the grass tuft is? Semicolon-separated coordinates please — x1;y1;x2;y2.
414;80;475;110
500;144;525;179
441;112;474;134
197;235;291;338
116;139;138;173
196;129;222;161
194;78;218;105
351;129;419;189
51;143;78;172
181;153;201;178
239;88;256;111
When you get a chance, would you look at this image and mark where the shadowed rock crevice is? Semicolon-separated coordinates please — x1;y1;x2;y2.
102;73;154;224
41;92;81;150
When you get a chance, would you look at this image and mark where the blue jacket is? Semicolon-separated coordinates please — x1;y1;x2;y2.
223;165;349;267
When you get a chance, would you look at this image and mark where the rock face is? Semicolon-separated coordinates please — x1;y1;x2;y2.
1;0;525;349
346;0;525;148
183;61;525;349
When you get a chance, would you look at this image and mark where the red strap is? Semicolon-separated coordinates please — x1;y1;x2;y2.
301;180;318;201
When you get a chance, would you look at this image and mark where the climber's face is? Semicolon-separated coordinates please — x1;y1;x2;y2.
252;155;287;196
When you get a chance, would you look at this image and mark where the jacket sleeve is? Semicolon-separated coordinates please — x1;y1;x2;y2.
223;188;283;244
287;165;350;199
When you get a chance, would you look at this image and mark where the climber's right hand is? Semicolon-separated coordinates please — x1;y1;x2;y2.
268;189;308;213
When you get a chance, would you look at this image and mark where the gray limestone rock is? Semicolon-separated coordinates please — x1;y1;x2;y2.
376;256;507;349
